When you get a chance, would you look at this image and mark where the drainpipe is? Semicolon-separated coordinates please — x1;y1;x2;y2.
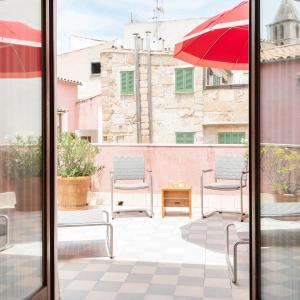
146;31;153;143
133;33;142;143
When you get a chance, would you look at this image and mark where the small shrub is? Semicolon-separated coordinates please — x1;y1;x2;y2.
57;132;104;177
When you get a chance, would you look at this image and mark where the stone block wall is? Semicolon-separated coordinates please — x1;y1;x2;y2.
100;49;248;144
100;49;204;144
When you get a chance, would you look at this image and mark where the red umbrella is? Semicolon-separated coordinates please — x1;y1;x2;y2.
0;20;42;78
174;1;249;70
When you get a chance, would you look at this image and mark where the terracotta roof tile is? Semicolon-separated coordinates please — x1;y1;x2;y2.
261;43;300;62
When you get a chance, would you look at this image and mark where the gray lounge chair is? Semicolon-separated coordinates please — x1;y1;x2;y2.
110;155;153;219
201;154;248;221
225;222;249;283
57;209;113;258
0;214;10;252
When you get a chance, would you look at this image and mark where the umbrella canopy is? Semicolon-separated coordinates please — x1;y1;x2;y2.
174;1;249;70
0;20;42;78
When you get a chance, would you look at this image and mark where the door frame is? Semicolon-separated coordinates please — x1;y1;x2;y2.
32;0;57;299
249;0;261;299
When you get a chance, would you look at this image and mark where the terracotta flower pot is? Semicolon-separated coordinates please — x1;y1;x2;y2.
15;177;42;211
273;192;300;202
57;176;91;210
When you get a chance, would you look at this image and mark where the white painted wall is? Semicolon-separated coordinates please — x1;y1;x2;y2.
122;18;207;50
0;78;42;144
57;42;114;100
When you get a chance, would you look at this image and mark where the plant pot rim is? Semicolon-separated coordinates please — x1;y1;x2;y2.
57;176;91;180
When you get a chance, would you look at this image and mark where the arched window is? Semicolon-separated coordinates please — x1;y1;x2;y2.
274;27;278;40
280;25;284;39
296;24;299;38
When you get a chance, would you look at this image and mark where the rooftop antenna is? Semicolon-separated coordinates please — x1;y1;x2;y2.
153;0;164;37
153;0;164;20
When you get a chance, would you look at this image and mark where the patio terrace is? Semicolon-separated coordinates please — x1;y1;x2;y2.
0;144;250;300
57;144;249;300
58;209;249;300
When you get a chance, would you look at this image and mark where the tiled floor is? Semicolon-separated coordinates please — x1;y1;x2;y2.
58;208;249;300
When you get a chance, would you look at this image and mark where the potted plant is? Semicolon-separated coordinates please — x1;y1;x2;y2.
261;146;300;202
5;135;42;211
57;132;104;210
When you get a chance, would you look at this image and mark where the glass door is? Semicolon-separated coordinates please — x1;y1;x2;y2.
258;0;300;299
0;0;55;299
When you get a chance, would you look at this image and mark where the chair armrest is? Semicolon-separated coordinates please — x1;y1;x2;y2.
241;171;249;185
202;169;214;175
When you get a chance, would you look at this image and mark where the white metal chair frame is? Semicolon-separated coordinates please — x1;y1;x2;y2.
0;214;10;252
110;156;153;219
57;209;113;259
201;155;248;222
225;223;249;283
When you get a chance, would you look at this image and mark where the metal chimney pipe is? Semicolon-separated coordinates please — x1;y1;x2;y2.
146;31;153;143
139;37;144;50
133;33;142;143
158;37;165;51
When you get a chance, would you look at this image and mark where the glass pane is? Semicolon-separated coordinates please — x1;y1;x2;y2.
260;0;300;299
0;0;44;299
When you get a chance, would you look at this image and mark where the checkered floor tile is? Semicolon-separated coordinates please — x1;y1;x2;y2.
58;207;250;300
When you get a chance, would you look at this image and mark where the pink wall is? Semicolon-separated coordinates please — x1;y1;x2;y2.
92;144;247;194
261;60;300;144
57;80;78;132
76;96;100;130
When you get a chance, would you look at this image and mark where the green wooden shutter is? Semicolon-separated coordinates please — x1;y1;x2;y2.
184;68;194;91
218;133;226;144
218;132;246;144
176;132;184;143
121;71;134;94
175;68;194;92
176;132;195;144
121;72;127;93
127;71;134;93
175;69;184;92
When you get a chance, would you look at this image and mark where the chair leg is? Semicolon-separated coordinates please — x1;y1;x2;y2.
201;175;205;219
0;215;9;252
107;223;114;259
150;184;154;218
111;181;114;219
225;223;249;283
240;185;244;222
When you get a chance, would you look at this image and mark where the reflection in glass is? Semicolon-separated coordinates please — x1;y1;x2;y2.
261;0;300;299
0;0;43;299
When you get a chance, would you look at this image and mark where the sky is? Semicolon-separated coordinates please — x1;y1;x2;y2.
57;0;300;54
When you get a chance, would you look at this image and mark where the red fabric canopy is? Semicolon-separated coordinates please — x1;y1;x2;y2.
0;20;42;78
174;1;249;70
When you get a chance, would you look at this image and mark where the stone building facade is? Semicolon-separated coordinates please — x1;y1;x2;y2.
100;48;248;144
267;0;300;46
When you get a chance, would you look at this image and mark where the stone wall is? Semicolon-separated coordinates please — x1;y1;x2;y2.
100;49;204;144
202;86;249;144
100;49;249;144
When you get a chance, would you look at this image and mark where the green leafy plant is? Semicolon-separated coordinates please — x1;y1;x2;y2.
57;132;104;177
6;135;42;181
261;146;300;194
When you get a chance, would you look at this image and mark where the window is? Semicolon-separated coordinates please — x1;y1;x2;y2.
175;68;194;93
80;136;91;142
91;62;101;74
121;71;134;94
206;68;228;86
280;25;284;39
176;132;195;144
218;132;245;144
274;27;278;40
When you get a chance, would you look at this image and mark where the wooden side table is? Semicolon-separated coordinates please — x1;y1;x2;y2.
161;186;192;218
